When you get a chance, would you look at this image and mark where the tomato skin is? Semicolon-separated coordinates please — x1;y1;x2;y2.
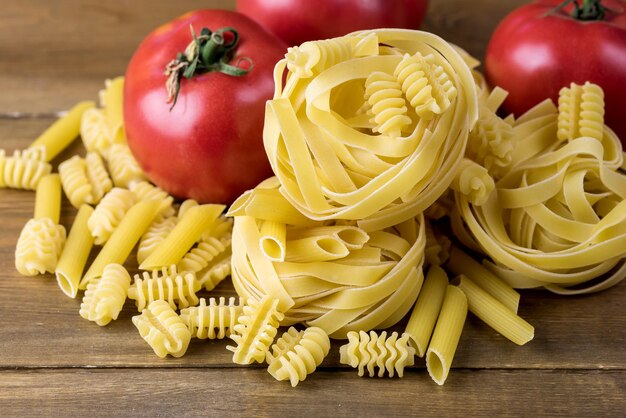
236;0;429;46
124;10;287;204
485;0;626;141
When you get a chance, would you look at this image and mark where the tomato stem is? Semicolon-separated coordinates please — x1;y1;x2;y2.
164;25;253;110
553;0;607;21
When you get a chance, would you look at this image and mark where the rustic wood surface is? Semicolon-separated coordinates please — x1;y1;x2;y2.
1;0;625;416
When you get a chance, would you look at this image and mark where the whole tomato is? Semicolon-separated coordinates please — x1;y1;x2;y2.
236;0;429;46
124;10;287;204
485;0;626;141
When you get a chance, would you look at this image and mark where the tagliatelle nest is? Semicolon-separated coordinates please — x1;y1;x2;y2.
263;29;478;232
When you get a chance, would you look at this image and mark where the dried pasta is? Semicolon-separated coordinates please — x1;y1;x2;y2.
265;29;477;230
137;216;177;265
0;147;52;190
58;152;112;208
266;326;330;387
88;187;137;245
557;81;604;142
180;297;243;340
79;263;131;326
132;300;191;358
105;143;145;187
177;235;231;273
129;180;175;217
426;285;467;385
128;265;200;312
339;330;415;378
99;77;126;143
228;296;285;365
80;107;114;155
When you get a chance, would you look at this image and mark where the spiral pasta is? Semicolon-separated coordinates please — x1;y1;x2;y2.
58;152;112;208
80;107;114;156
227;296;284;365
265;29;478;230
177;235;232;273
0;147;51;190
129;180;174;217
137;216;177;265
15;218;66;276
132;300;191;358
179;297;243;340
266;326;330;387
79;263;131;326
128;266;200;312
106;143;146;188
88;187;137;245
197;250;232;291
557;81;604;142
339;330;415;378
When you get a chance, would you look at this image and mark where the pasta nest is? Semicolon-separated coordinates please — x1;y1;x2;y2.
229;179;427;339
15;217;66;276
452;83;626;295
264;29;478;231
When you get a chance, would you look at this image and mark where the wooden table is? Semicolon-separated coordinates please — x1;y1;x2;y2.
1;1;624;416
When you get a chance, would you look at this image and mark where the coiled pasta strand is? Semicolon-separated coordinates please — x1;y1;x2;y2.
557;81;604;142
0;147;51;190
137;215;177;265
339;330;415;378
79;263;131;326
129;180;174;217
266;326;330;387
88;187;137;245
132;300;191;358
228;295;285;365
364;72;412;137
128;265;201;312
15;218;66;276
179;297;243;339
394;52;457;120
106;143;145;187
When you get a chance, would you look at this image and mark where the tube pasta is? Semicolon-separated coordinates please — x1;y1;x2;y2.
55;205;95;298
88;187;137;245
132;300;191;358
446;246;520;313
259;220;287;262
426;285;467;385
180;297;243;340
29;101;94;161
0;147;52;190
139;204;225;270
265;29;478;230
79;263;131;326
339;330;415;378
404;265;448;357
34;173;62;223
105;143;145;187
79;199;162;288
266;326;331;387
128;266;200;312
453;275;534;346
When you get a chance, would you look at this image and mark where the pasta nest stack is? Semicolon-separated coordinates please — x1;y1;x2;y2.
452;81;626;295
229;179;426;339
264;29;479;231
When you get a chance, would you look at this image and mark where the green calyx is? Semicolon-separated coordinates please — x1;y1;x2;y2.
164;25;253;109
554;0;607;21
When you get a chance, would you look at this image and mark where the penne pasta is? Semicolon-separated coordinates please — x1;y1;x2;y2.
100;77;125;143
259;220;287;262
453;275;534;346
426;285;467;385
34;173;62;223
55;204;95;298
139;204;225;270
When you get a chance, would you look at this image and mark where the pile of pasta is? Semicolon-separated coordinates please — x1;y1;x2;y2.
3;27;626;388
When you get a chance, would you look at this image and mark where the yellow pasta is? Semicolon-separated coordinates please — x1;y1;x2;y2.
132;300;191;358
88;187;137;245
284;235;349;263
557;81;604;142
424;223;450;267
58;152;112;208
403;265;449;357
363;71;411;137
177;235;231;273
139;204;225;270
55;204;95;298
227;296;285;365
29;101;95;161
446;246;520;313
129;180;175;218
426;285;467;385
265;29;478;230
339;330;415;378
128;265;200;312
80;107;113;155
196;249;232;291
85;152;113;204
450;158;495;206
453;275;534;346
137;216;177;265
79;263;131;326
0;147;52;190
79;199;162;288
105;143;145;187
259;220;287;262
99;77;126;143
15;174;66;276
177;198;199;219
179;297;243;339
266;326;331;387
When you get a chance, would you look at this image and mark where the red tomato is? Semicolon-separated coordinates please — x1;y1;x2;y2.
235;0;429;46
485;0;626;141
124;10;287;204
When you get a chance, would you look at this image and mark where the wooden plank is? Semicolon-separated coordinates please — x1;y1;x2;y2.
1;369;624;417
0;0;528;114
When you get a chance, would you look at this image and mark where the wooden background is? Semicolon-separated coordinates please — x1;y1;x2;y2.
1;0;625;416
